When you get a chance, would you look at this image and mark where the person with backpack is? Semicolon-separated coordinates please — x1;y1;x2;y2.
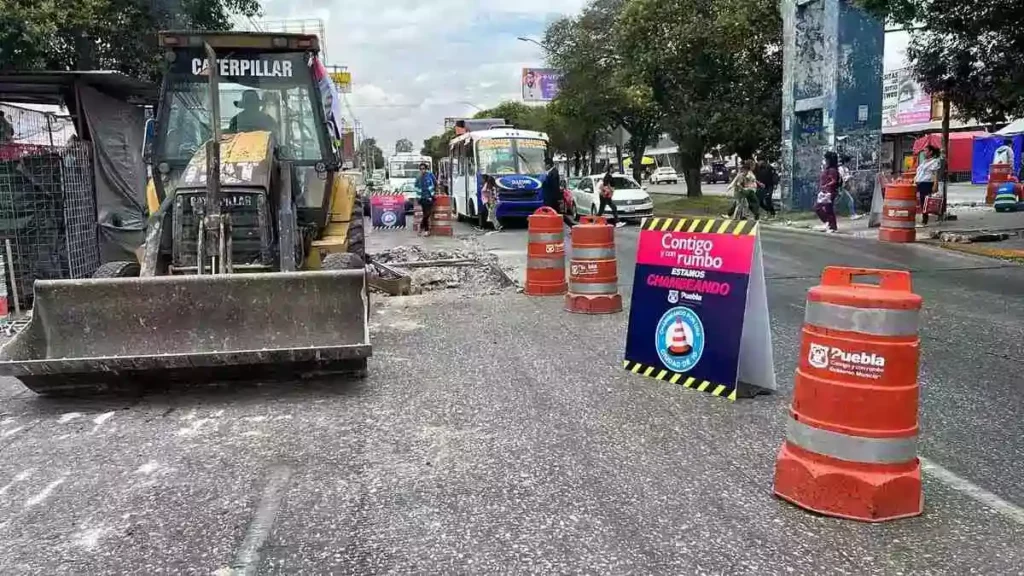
415;162;437;236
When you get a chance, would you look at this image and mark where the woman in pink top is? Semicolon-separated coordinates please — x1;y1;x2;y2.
815;151;840;233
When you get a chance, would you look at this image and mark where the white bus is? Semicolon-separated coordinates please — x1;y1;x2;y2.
387;152;433;209
447;127;550;227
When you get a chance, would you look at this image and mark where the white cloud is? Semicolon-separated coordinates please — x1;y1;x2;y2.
261;0;585;153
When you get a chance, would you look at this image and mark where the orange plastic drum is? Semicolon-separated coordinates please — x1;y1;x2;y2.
879;182;917;243
565;216;622;314
773;267;923;522
987;163;1013;204
431;195;453;237
525;207;567;296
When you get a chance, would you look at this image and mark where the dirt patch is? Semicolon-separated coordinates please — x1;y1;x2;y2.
370;245;514;295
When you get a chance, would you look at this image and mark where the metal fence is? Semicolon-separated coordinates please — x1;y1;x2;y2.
0;103;101;310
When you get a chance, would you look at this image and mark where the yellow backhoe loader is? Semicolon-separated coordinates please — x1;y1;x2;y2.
0;31;371;395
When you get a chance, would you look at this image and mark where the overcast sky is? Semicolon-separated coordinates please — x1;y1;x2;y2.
260;1;911;154
261;0;586;154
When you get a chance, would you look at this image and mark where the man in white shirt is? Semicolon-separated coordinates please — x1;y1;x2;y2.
992;138;1014;167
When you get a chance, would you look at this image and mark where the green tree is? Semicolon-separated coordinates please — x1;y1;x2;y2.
362;137;386;170
544;0;662;182
394;138;414;153
473;102;546;131
618;0;782;196
857;0;1024;123
0;0;262;80
421;129;455;168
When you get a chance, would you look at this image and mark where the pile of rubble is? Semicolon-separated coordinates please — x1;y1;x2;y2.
370;246;513;295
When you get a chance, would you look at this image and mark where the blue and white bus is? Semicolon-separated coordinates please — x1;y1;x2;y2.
447;127;550;227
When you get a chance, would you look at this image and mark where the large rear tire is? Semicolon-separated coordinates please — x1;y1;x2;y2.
92;261;140;278
347;196;366;262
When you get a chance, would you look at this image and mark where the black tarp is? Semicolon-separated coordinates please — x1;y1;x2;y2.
79;85;147;262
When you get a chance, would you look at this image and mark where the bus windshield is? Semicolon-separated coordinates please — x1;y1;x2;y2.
477;138;548;175
390;161;425;179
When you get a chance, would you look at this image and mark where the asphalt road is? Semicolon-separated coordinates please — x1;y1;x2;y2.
1;220;1022;574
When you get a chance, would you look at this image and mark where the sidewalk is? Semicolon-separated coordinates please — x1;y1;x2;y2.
769;204;1024;239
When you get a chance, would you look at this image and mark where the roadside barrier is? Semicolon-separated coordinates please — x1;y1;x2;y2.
986;163;1014;204
413;201;423;233
524;207;567;296
432;195;453;237
774;267;923;522
878;182;917;243
565;216;621;314
370;190;406;230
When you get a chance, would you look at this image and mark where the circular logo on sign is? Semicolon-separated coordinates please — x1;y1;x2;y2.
381;211;398;226
655;306;705;373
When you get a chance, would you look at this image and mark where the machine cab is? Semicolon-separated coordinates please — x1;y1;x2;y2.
147;31;342;272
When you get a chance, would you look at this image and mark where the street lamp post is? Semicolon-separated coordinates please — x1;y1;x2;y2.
516;36;547;52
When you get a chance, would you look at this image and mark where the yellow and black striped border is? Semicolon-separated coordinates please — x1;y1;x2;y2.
641;217;758;236
623;360;738;401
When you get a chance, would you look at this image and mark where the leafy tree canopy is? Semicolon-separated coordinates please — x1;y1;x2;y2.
0;0;262;81
394;138;415;153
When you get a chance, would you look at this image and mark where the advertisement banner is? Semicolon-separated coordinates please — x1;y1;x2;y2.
370;193;406;230
623;217;776;400
522;68;561;102
882;68;933;128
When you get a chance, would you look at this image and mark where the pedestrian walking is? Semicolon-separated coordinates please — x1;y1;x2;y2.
482;175;502;231
992;138;1014;167
598;169;627;228
753;158;778;219
727;160;761;221
541;157;574;229
815;152;840;233
415;162;436;236
837;155;863;220
915;145;942;226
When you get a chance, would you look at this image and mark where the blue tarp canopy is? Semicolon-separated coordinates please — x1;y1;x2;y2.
972;134;1023;184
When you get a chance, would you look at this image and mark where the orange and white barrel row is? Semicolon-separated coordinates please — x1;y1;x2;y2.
774;267;923;522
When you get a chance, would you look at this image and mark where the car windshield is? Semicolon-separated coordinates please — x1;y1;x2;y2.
567;177;582;188
157;50;326;165
656;167;675;173
477;138;548;175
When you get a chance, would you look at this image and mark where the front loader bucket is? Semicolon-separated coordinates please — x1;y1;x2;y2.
0;270;371;395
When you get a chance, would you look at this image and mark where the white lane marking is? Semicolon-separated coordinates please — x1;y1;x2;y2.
25;475;67;508
921;457;1024;526
58;412;82;423
91;411;116;433
229;466;293;576
74;526;111;550
1;426;24;438
135;461;161;475
0;469;34;497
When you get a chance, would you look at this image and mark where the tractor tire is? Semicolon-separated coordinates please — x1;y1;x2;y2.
92;261;140;278
347;196;366;262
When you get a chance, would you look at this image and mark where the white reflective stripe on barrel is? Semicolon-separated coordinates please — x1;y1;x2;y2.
571;247;616;260
786;417;917;464
885;199;919;208
882;220;916;229
804;300;919;336
568;281;617;294
528;259;564;269
529;232;563;243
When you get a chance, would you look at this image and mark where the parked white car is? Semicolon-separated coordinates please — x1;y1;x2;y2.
569;174;654;222
650;166;679;185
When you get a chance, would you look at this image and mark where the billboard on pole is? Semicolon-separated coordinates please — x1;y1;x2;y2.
522;68;560;102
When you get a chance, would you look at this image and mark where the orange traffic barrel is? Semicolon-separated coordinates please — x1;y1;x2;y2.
900;171;915;183
565;216;621;314
774;267;923;522
878;181;917;243
987;163;1013;204
525;207;567;296
431;195;453;237
412;201;423;233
